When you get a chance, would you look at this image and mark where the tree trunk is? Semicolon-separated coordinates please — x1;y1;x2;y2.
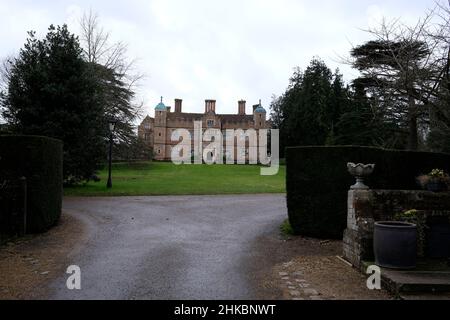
407;95;418;150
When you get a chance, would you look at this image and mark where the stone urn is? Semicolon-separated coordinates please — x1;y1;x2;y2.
347;163;375;190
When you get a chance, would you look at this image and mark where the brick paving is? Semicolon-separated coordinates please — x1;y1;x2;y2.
275;256;392;300
278;269;326;300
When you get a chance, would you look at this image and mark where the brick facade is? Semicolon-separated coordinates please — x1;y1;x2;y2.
138;98;271;161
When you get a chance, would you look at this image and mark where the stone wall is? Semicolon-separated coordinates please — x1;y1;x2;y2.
137;116;154;148
343;189;450;268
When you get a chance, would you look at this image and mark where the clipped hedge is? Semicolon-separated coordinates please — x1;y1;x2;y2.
286;146;450;239
0;135;63;233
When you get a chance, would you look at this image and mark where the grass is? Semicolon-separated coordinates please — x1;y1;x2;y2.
280;219;295;236
64;161;286;196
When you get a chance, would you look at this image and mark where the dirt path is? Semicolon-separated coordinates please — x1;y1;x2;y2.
0;213;85;299
254;235;393;300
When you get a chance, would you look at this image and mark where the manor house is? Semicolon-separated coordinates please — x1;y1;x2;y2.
138;98;270;161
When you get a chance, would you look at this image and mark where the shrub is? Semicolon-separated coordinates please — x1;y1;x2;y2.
286;146;450;239
0;135;63;233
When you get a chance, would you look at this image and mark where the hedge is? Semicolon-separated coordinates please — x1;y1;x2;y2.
0;135;63;233
286;146;450;239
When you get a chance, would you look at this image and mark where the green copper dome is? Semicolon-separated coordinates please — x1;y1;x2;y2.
155;97;167;111
254;100;266;113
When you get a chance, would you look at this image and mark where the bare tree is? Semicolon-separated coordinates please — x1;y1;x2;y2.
0;56;14;124
347;3;450;150
79;10;144;142
0;56;13;93
80;10;144;89
426;0;450;152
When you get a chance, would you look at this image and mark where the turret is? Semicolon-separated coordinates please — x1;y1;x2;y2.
253;99;267;129
155;96;167;127
154;96;168;159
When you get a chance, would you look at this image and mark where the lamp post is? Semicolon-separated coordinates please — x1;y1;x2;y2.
107;120;116;189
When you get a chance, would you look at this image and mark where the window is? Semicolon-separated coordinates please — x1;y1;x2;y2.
207;120;214;127
159;132;162;137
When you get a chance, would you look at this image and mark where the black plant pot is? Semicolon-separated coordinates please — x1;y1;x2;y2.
374;221;417;270
426;217;450;259
426;180;448;193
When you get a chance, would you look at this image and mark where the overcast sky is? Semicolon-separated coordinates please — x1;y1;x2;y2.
0;0;436;120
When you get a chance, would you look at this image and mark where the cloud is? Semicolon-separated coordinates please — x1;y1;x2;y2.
367;4;384;29
0;1;51;55
0;0;435;120
65;4;83;28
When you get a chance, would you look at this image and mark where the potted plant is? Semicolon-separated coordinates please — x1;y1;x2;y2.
374;212;418;269
394;209;450;259
417;169;450;193
395;209;426;258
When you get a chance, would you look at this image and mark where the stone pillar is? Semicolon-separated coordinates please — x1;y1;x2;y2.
343;190;375;269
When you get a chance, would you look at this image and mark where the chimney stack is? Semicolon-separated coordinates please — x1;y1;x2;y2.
205;100;216;113
175;99;182;113
238;100;246;115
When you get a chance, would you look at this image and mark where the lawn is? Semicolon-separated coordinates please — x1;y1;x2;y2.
64;162;286;196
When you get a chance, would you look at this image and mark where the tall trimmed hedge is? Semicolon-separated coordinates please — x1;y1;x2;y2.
0;135;63;233
286;146;450;239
